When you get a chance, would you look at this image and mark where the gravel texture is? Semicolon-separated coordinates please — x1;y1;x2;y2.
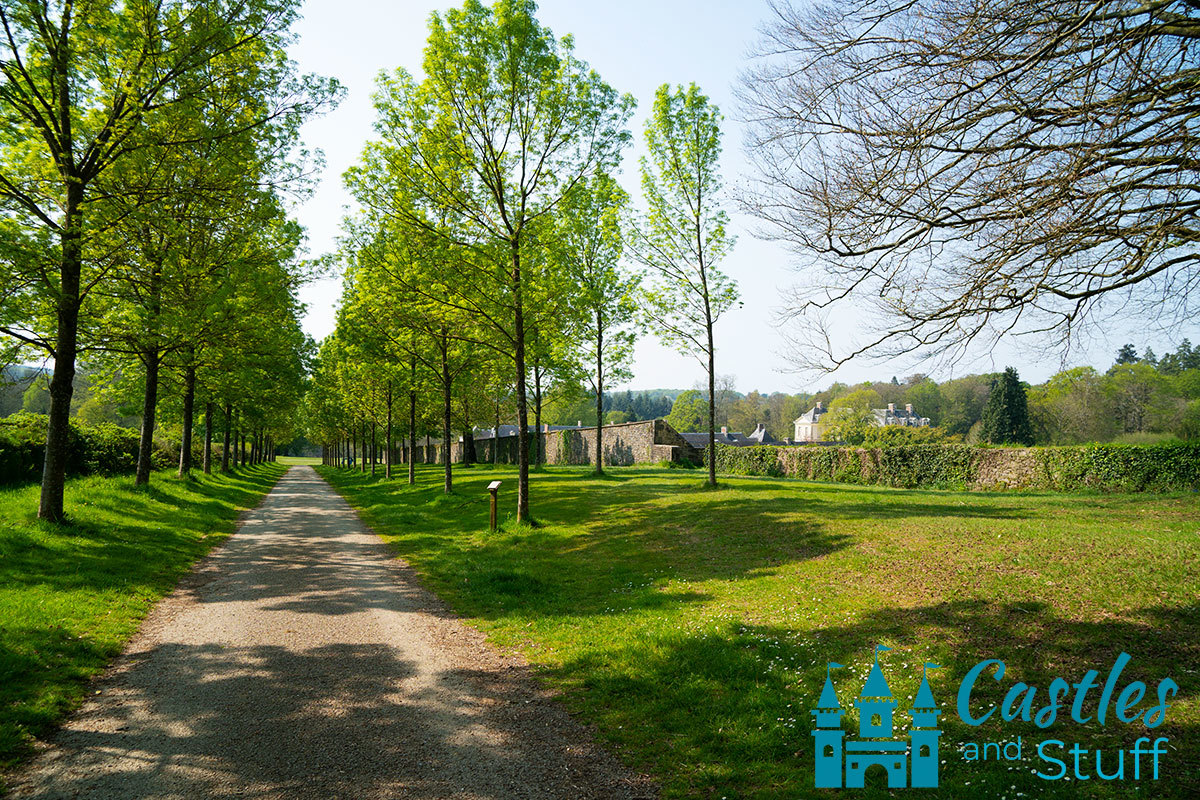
9;466;655;799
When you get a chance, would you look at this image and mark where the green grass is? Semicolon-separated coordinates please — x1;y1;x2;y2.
0;463;286;777
319;463;1200;800
275;455;321;466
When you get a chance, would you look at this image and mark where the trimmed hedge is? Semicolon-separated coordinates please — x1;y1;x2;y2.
713;442;1200;493
0;413;142;486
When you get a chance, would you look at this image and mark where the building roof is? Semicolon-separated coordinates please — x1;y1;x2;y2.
871;404;929;426
679;429;753;448
746;423;777;444
794;404;827;425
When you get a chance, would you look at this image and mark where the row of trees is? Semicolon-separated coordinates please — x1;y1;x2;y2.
0;0;337;519
305;0;740;517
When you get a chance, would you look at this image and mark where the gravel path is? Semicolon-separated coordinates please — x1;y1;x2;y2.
9;466;654;800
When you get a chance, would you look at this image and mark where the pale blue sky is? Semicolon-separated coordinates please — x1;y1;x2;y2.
286;0;1189;393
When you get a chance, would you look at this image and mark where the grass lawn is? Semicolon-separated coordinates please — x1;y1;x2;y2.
319;463;1200;800
275;455;321;466
0;463;286;779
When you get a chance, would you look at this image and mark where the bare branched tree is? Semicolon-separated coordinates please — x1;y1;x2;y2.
739;0;1200;371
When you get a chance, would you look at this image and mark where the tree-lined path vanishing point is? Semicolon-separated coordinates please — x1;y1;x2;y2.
9;467;652;800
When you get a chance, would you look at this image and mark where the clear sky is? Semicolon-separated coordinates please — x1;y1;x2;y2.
286;0;1195;395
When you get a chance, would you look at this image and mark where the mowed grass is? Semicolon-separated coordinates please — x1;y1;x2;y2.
275;455;321;466
319;463;1200;800
0;463;286;776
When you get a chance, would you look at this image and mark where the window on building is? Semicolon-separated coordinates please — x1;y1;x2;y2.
919;745;930;758
871;714;881;727
823;744;834;758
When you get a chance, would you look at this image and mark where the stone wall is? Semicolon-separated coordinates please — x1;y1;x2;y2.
544;419;692;466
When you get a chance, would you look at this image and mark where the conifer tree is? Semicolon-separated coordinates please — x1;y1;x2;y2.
980;367;1034;445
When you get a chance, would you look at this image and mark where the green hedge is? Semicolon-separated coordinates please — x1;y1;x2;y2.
0;413;142;486
713;442;1200;493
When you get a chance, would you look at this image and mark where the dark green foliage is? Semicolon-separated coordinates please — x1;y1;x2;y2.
715;442;1200;492
979;367;1034;445
1116;343;1139;364
1157;338;1200;374
601;389;674;421
712;444;783;477
0;414;140;486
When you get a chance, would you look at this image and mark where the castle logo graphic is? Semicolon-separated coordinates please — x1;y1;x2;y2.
812;645;942;789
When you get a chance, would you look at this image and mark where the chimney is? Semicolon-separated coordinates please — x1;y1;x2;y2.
887;403;895;412
905;404;913;413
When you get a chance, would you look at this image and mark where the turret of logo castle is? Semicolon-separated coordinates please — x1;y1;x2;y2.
812;647;942;788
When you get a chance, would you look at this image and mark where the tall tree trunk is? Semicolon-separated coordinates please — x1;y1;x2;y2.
38;183;84;523
370;420;376;477
177;362;196;478
409;356;417;485
493;402;501;465
386;381;393;480
533;357;544;467
136;348;160;486
360;419;367;473
441;328;452;494
203;402;214;474
707;321;717;487
513;241;531;522
222;404;232;472
595;309;604;473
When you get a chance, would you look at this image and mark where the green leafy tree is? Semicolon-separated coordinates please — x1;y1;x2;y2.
558;173;639;472
823;388;882;444
980;367;1034;445
344;0;633;521
1026;367;1115;444
628;83;738;486
0;0;335;520
904;379;943;427
939;375;994;437
665;390;707;433
1180;400;1200;441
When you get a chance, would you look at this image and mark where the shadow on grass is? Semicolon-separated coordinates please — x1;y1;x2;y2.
1;465;283;593
319;465;854;619
554;599;1200;799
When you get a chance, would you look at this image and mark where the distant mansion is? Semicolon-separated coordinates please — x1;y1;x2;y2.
793;402;930;443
